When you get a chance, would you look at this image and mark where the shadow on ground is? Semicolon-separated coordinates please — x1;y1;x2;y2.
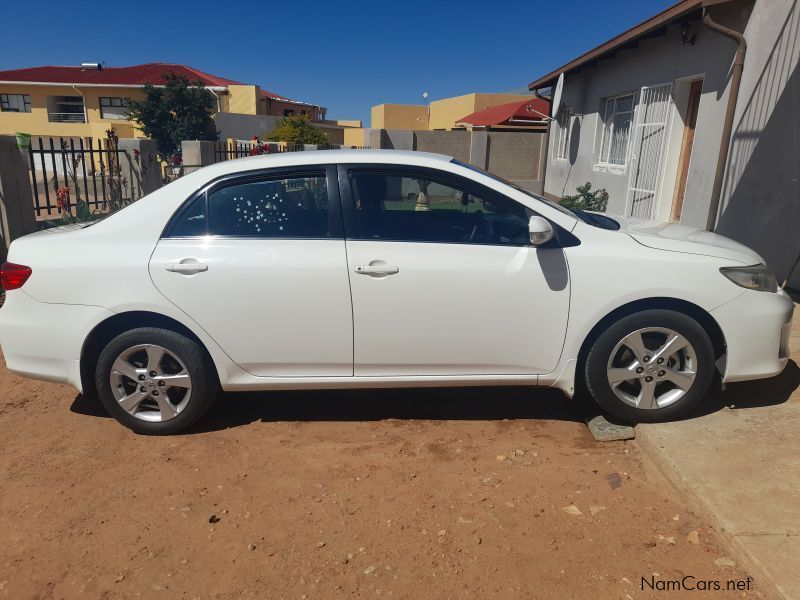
71;385;589;434
682;359;800;420
69;360;799;433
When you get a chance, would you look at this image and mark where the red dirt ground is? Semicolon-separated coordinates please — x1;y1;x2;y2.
0;355;760;599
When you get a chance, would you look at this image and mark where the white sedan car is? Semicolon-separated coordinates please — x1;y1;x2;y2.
0;150;793;434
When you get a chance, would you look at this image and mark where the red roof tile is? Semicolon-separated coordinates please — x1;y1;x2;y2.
0;63;304;103
457;97;549;127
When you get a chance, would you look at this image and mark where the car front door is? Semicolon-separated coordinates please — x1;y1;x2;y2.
339;165;570;377
149;166;353;377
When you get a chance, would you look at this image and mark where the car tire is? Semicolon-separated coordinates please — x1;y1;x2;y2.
95;327;218;435
584;309;715;423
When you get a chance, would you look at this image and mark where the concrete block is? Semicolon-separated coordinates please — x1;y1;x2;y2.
118;138;161;198
586;414;636;441
181;140;217;174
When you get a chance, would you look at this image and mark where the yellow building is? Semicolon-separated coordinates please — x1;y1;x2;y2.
0;62;327;140
371;92;536;131
371;104;429;130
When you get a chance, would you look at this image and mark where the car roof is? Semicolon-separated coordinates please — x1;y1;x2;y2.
198;149;454;178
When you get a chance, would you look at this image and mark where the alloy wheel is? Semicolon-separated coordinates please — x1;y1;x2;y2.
109;344;192;422
605;327;698;410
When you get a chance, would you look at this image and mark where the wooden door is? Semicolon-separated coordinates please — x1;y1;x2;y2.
671;79;703;222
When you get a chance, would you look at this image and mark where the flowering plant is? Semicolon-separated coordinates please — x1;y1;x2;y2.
56;187;70;212
249;136;271;156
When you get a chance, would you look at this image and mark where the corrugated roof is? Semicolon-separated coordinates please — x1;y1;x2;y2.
457;97;549;127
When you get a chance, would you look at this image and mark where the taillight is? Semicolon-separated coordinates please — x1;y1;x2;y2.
1;262;32;290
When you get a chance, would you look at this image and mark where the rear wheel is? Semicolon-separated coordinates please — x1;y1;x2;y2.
95;327;218;434
584;309;715;422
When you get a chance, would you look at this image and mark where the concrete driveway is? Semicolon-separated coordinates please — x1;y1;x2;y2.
638;297;799;599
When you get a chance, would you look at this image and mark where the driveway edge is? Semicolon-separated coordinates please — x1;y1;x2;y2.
635;428;783;600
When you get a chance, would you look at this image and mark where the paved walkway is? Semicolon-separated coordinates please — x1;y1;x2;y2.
638;299;800;599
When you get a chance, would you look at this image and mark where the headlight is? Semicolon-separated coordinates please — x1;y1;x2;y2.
719;264;778;292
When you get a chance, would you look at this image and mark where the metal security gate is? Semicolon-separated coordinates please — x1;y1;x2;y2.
625;83;673;219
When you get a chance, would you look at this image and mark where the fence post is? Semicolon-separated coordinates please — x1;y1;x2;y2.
118;138;161;198
0;136;37;262
181;140;216;174
367;129;386;149
469;131;489;170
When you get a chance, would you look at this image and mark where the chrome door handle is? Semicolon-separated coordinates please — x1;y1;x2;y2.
354;264;399;276
166;261;208;274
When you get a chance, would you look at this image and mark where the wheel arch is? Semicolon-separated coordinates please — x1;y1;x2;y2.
80;311;214;396
575;297;727;382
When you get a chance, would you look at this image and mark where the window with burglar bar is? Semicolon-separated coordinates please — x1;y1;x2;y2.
0;93;31;113
598;93;636;166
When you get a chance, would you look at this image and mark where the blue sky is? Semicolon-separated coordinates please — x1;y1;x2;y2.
0;0;675;124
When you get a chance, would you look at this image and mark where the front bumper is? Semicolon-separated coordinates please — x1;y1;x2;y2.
0;290;112;391
711;288;795;383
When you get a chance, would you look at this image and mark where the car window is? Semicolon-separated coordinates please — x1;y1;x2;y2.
208;173;329;238
168;193;207;237
166;172;331;238
348;171;531;245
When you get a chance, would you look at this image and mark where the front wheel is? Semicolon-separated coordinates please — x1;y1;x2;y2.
95;327;218;435
584;309;716;422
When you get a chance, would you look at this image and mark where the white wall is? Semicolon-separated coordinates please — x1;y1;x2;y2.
543;0;800;287
543;3;747;226
714;0;800;288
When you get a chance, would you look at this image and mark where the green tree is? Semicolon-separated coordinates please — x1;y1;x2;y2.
266;113;328;145
561;182;609;212
128;73;218;159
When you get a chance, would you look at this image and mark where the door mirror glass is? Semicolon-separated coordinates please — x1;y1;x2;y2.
529;216;554;246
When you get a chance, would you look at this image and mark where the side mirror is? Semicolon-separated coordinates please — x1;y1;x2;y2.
529;215;554;246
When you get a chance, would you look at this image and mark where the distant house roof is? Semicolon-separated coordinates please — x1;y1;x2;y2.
527;0;725;90
457;97;550;127
0;62;304;104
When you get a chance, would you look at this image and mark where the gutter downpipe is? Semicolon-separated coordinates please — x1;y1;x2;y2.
71;85;88;124
534;87;553;195
702;7;747;231
208;88;221;113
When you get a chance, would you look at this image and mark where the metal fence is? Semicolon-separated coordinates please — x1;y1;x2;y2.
27;137;141;221
162;140;372;183
212;141;370;163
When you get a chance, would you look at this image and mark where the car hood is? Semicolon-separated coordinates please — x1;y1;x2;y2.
604;214;763;265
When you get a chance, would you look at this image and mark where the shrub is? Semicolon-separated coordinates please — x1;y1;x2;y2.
561;182;609;212
128;73;218;161
266;113;328;145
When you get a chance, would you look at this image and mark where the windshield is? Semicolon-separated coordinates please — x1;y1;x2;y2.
451;159;620;230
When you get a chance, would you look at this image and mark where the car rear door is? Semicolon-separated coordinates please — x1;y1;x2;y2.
339;164;571;377
149;165;353;377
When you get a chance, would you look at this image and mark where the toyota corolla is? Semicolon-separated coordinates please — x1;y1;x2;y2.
0;150;793;434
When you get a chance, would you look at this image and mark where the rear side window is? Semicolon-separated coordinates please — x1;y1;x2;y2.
168;194;207;237
166;172;330;238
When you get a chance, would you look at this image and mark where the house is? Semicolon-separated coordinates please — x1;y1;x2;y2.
371;93;537;131
528;0;799;288
0;62;327;140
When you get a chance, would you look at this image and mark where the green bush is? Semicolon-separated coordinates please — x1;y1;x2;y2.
128;73;218;160
561;182;609;212
266;113;328;145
